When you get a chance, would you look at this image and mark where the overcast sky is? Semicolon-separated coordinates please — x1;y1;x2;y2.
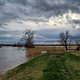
0;0;80;44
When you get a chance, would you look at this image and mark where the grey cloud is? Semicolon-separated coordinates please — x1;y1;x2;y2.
0;36;15;40
35;28;80;37
72;20;80;24
0;0;80;26
34;28;80;44
0;0;6;6
0;29;22;39
0;0;80;44
7;0;27;6
0;29;22;43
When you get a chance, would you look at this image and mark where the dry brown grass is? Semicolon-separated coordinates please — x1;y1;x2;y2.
27;46;66;57
0;74;3;80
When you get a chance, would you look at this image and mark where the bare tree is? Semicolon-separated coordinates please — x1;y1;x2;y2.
75;39;80;51
58;30;72;50
18;29;34;48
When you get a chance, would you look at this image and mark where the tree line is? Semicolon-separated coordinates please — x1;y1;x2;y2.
18;29;80;51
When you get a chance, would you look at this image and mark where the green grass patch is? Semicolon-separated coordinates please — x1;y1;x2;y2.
2;52;80;80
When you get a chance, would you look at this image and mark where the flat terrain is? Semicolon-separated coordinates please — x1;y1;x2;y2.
27;45;77;57
27;46;66;57
2;52;80;80
0;74;3;80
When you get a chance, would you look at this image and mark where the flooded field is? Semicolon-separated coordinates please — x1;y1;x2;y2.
0;47;28;74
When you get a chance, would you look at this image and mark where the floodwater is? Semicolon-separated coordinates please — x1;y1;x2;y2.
0;47;28;74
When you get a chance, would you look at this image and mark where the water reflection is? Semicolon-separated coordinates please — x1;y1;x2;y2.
0;47;28;74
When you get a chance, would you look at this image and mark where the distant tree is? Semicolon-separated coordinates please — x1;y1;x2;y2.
75;38;80;51
18;29;34;48
58;30;72;50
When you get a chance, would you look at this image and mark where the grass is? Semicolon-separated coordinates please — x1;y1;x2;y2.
27;46;65;57
2;52;80;80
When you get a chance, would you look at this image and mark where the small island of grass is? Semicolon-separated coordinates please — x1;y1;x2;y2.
2;52;80;80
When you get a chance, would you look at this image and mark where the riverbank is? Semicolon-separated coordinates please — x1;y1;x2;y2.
2;52;80;80
0;47;28;78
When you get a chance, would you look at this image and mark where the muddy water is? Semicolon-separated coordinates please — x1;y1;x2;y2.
0;47;28;74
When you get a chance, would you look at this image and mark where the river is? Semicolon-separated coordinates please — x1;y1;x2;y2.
0;47;28;74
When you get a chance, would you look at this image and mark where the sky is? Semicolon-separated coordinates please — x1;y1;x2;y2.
0;0;80;44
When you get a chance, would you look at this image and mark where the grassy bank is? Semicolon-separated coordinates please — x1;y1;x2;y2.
2;52;80;80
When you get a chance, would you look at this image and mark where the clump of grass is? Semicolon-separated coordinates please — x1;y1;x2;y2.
42;53;80;80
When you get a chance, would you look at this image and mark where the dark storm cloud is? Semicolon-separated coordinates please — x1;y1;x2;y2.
0;0;80;44
0;0;80;26
0;0;5;6
72;20;80;24
7;0;28;6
